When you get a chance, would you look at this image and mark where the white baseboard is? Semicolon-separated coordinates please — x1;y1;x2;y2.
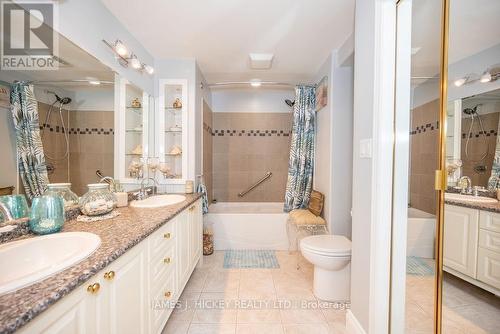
346;310;367;334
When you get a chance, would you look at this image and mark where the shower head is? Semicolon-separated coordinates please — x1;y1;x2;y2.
463;104;482;115
51;92;72;105
285;99;295;108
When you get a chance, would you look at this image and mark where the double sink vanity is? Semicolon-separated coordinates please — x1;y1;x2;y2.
0;193;202;334
444;191;500;295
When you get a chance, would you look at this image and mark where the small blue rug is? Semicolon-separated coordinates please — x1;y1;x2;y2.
223;250;280;269
407;256;434;276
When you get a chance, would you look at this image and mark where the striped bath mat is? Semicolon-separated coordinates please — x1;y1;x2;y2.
223;250;280;269
407;256;434;276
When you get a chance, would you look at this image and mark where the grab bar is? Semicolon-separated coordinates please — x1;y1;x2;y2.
238;172;272;197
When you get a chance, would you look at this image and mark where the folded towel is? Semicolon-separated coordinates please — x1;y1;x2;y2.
196;181;209;214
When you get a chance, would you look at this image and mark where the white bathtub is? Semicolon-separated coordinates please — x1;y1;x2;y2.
205;202;290;250
407;207;436;259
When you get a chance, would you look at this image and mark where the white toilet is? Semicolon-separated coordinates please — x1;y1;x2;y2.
300;234;351;301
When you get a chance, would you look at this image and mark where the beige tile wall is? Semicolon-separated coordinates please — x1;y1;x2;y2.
461;112;499;187
68;110;114;196
203;100;213;203
212;112;292;202
38;101;70;184
410;99;440;215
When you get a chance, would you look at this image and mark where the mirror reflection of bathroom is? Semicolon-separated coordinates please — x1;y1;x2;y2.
443;0;500;332
404;0;442;331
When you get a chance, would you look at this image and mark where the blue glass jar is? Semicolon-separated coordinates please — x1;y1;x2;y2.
0;195;30;222
29;195;65;235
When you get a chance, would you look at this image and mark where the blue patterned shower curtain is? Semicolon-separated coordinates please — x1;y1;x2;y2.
284;85;316;212
10;82;49;199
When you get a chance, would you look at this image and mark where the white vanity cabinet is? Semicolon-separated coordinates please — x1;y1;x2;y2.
443;204;479;277
444;205;500;294
18;200;203;334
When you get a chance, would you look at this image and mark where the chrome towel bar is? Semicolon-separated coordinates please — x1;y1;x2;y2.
238;172;273;197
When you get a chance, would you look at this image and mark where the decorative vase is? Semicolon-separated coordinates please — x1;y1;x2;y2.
79;184;117;216
44;183;79;208
29;195;65;235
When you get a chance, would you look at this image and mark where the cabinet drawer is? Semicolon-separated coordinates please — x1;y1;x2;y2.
150;271;177;334
150;242;176;283
149;220;176;259
479;211;500;233
479;229;500;254
477;247;500;290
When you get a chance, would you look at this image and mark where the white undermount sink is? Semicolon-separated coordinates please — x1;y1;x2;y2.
0;232;101;295
445;192;498;204
129;194;186;208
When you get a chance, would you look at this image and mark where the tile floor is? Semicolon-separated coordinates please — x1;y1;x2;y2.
162;251;348;334
406;272;500;333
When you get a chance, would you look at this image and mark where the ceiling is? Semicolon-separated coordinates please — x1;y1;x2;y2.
100;0;355;84
411;0;500;78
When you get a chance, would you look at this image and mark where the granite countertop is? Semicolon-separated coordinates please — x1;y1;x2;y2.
0;193;202;334
445;198;500;213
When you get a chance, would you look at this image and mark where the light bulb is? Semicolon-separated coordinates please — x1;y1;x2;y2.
129;55;142;69
144;65;154;75
250;79;261;87
480;72;492;83
454;77;467;87
114;40;128;57
89;80;101;85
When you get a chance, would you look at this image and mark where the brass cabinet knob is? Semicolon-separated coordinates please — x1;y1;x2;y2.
164;291;172;298
164;232;171;239
104;271;115;280
87;282;101;294
163;257;171;264
189;206;195;211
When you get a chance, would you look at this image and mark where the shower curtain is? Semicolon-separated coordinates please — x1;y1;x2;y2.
10;82;49;199
284;85;316;212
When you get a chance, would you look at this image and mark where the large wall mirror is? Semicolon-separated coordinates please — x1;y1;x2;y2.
441;0;500;333
0;13;153;203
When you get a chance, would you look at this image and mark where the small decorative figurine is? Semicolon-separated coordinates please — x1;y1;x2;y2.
173;98;182;109
131;98;141;108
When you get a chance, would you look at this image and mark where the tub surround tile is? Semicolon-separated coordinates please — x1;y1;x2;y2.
0;193;202;334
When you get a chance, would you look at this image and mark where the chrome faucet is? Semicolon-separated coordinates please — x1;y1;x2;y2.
458;176;472;195
99;176;116;192
137;177;159;200
0;202;14;224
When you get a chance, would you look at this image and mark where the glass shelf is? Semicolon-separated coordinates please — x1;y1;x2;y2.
165;130;182;133
126;129;143;133
165;107;182;111
165;153;182;157
125;153;142;156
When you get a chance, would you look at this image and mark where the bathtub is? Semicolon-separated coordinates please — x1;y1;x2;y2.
407;207;436;259
204;202;290;250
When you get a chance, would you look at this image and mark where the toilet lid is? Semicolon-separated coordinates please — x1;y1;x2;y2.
301;235;351;256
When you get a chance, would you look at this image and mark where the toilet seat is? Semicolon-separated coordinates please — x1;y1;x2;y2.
301;235;351;257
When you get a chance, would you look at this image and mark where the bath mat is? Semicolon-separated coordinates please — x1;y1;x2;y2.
407;256;434;276
223;250;280;269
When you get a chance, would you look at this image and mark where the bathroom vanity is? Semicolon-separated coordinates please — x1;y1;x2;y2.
0;195;202;334
444;201;500;295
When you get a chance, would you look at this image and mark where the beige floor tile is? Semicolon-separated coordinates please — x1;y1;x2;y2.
169;292;200;322
236;324;284;334
405;302;433;332
237;308;281;323
204;270;240;293
327;322;347;334
193;292;238;324
188;324;236;334
162;320;190;334
283;323;330;334
280;308;327;324
239;275;276;300
321;308;346;326
275;284;316;301
185;269;210;293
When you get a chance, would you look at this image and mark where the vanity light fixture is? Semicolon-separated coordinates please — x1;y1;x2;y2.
480;71;492;83
129;54;142;69
88;80;101;85
114;40;128;57
102;39;154;75
454;76;468;87
250;79;262;87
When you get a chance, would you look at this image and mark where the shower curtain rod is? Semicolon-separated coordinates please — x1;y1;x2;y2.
208;81;296;88
15;79;114;85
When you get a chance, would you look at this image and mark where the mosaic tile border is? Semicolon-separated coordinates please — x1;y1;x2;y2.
462;130;498;138
212;129;291;137
39;123;114;135
410;121;439;135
